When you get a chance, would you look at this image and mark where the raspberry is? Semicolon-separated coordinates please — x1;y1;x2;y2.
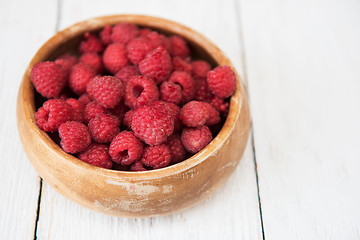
35;99;73;132
114;65;139;85
66;98;85;123
191;60;211;80
172;57;192;74
169;35;190;59
131;102;174;145
126;37;154;65
207;66;236;98
139;28;152;37
165;134;186;164
54;59;73;75
124;76;159;109
141;144;171;169
139;46;172;84
58;121;91;154
108;101;128;123
100;25;112;46
181;126;212;153
88;113;120;143
165;102;182;132
109;131;143;165
57;53;78;66
30;61;67;98
130;161;146;171
78;143;113;169
145;31;171;52
111;23;139;44
84;101;106;123
168;71;195;103
69;62;96;95
180;101;209;127
160;81;182;105
78;93;92;106
79;53;104;74
210;96;229;116
203;102;220;125
123;110;134;128
103;43;129;74
86;76;124;108
195;78;214;102
79;32;104;54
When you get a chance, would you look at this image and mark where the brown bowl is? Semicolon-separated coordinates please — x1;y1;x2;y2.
16;15;251;217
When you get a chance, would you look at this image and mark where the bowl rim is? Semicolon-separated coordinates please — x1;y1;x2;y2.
19;14;244;180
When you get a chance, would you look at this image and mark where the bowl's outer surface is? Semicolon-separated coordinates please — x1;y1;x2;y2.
17;15;251;217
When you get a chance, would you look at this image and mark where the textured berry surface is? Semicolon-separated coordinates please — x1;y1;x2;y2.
31;61;67;98
168;71;195;103
127;37;154;65
123;110;134;128
66;98;85;123
139;46;172;84
108;102;128;123
210;96;229;116
79;32;103;54
111;23;139;44
100;25;112;46
35;99;73;132
69;62;96;95
195;78;214;102
57;53;78;66
181;126;212;153
207;66;236;98
124;76;159;109
79;53;104;74
114;65;139;85
180;101;209;127
141;144;171;169
160;81;183;105
165;102;182;132
109;131;143;165
84;101;107;123
203;102;220;125
169;35;190;59
165;134;186;164
130;161;146;171
103;43;129;74
88;114;120;143
172;57;192;74
58;121;91;154
54;58;73;75
78;143;113;169
78;93;92;106
86;76;124;108
131;102;174;145
191;60;211;80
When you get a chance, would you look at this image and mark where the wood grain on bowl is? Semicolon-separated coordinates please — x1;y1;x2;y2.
16;15;250;217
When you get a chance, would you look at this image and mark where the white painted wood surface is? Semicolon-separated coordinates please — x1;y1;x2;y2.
2;0;360;239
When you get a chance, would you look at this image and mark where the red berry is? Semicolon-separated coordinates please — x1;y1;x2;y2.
103;43;129;74
100;25;112;46
139;46;172;84
139;28;152;37
207;66;236;98
195;78;214;102
58;121;91;154
69;62;96;95
57;54;78;66
165;134;186;164
78;93;92;106
165;102;182;132
210;96;229;116
88;114;120;143
109;131;143;165
203;102;220;125
79;53;104;74
180;101;209;127
123;110;134;128
54;59;73;75
172;57;192;74
78;143;113;169
84;101;107;123
66;98;85;123
31;61;67;98
79;32;104;54
145;31;171;52
181;126;212;153
130;161;146;171
35;99;73;132
108;101;128;123
160;81;183;105
86;76;124;108
169;35;190;59
191;60;211;80
126;37;154;65
114;65;140;85
168;71;195;103
111;23;139;44
141;144;171;169
124;76;159;109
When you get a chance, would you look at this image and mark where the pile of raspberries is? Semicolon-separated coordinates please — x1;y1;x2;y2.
31;23;236;171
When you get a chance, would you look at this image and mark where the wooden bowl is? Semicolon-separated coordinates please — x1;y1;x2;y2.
16;15;251;217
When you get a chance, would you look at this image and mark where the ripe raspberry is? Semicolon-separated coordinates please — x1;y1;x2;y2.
139;46;172;84
130;161;146;171
180;101;209;127
111;23;139;44
66;98;85;123
207;66;236;98
58;121;91;154
57;53;78;66
103;43;129;74
191;60;211;80
181;126;212;153
109;131;143;165
168;71;195;103
145;31;171;52
160;81;182;105
35;99;73;132
203;102;220;125
108;101;128;123
100;25;112;46
69;62;96;95
139;28;152;37
79;53;104;74
31;61;67;98
84;101;106;123
126;37;154;65
79;32;104;54
78;93;92;106
141;144;171;169
54;59;74;75
114;65;139;85
169;35;190;59
164;102;182;132
165;134;186;164
210;96;229;116
78;143;113;169
124;76;159;109
195;78;214;102
172;57;192;74
86;76;124;108
131;102;174;145
123;110;134;128
88;114;120;143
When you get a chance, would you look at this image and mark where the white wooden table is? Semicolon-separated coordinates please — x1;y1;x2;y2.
1;0;360;239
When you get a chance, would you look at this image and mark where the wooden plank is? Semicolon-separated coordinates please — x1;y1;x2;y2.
36;0;263;239
239;0;360;238
0;0;57;239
